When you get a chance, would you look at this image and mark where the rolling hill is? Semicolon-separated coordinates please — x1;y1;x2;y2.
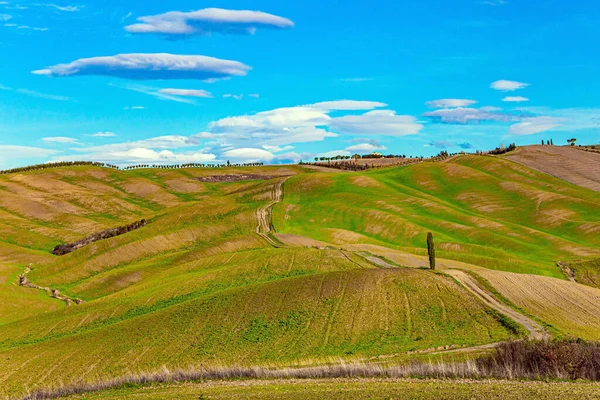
1;148;600;398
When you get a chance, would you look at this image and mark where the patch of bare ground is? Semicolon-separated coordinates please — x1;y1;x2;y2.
505;145;600;192
196;174;289;183
164;179;206;193
475;269;600;339
349;176;384;188
445;270;548;340
276;234;332;248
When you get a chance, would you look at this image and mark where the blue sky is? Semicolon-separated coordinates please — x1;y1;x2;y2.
1;0;599;168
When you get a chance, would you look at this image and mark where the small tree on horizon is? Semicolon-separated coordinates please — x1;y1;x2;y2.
427;232;436;270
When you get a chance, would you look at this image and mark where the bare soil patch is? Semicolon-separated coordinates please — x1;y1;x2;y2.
505;145;600;192
196;174;285;183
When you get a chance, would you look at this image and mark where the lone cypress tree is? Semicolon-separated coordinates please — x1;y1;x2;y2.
427;232;436;270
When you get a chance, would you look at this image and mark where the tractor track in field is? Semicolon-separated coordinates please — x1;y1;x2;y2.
255;176;549;356
445;269;549;341
256;177;291;248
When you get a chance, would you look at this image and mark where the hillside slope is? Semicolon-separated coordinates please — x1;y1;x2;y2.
275;155;600;277
0;164;520;397
505;145;600;192
1;154;600;397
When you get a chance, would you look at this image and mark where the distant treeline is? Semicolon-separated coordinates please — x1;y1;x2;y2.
122;162;264;170
0;161;264;175
487;143;517;155
303;151;454;171
0;161;119;175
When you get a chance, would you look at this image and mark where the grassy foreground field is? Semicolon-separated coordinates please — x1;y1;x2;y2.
1;149;600;397
54;379;600;400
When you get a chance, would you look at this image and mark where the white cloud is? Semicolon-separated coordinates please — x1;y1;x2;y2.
42;136;79;144
125;8;294;37
123;106;145;110
345;143;387;152
15;88;68;101
0;145;58;163
318;150;351;158
308;100;386;111
249;94;259;98
262;145;294;153
92;132;116;137
503;96;529;103
158;88;213;98
329;110;423;136
0;13;11;21
38;4;81;12
426;99;477;108
221;148;275;162
0;84;68;101
32;53;251;82
55;148;216;165
508;117;565;135
223;94;244;100
491;80;530;92
72;135;201;154
423;107;517;124
207;100;417;148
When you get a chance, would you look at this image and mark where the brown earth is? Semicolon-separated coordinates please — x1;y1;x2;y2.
197;174;289;182
505;145;600;192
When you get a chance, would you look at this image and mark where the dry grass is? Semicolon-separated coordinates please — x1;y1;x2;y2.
505;145;600;192
476;269;600;339
19;340;600;400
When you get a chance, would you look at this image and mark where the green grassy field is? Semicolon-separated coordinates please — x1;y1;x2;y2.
275;156;600;277
570;258;600;288
62;379;600;400
1;153;600;397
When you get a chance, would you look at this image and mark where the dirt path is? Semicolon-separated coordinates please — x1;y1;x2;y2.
256;177;290;248
445;270;548;340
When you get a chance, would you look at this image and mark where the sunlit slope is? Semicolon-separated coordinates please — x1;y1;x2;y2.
505;145;600;192
275;155;600;277
0;248;517;396
0;164;522;397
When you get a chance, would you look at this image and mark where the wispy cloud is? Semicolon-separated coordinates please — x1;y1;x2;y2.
508;116;565;135
223;94;243;100
481;0;507;6
345;142;387;152
33;3;82;12
92;132;116;137
491;80;530;92
424;107;520;124
33;53;251;82
0;83;68;101
503;96;529;103
42;136;79;144
426;99;478;108
159;88;213;98
0;145;58;165
340;77;374;83
125;8;294;38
